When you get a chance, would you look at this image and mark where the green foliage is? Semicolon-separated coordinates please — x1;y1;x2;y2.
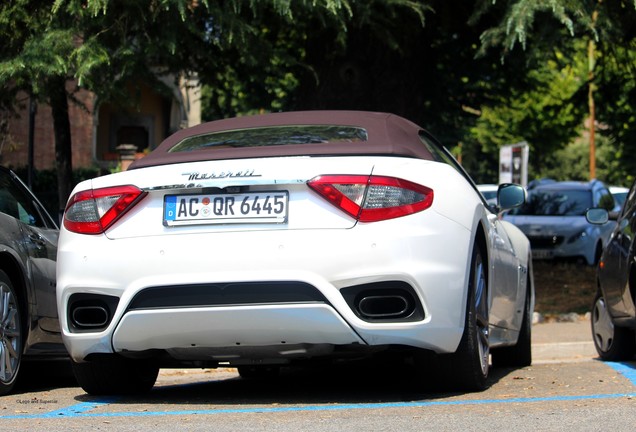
199;21;305;120
593;41;636;186
475;0;584;55
0;29;75;94
2;0;636;189
471;0;636;183
0;0;365;205
466;43;586;174
538;137;590;181
199;0;431;120
537;134;633;187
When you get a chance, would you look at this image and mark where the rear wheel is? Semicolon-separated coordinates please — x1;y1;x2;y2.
0;270;23;396
591;290;636;361
416;244;489;392
449;244;490;390
71;355;159;395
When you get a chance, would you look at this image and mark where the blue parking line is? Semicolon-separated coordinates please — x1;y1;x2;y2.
2;392;636;420
1;398;119;420
2;361;635;420
40;398;120;418
607;361;636;386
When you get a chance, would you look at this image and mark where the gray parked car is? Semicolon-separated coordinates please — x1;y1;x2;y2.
504;179;616;265
0;166;66;395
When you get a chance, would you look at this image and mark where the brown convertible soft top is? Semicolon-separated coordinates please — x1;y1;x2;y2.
130;111;435;169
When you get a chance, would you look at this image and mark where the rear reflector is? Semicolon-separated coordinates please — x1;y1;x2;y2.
307;175;433;222
64;185;146;234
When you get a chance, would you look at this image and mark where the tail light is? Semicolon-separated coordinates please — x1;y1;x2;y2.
63;185;146;234
308;175;433;222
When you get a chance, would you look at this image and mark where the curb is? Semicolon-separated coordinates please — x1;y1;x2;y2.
533;311;591;324
532;341;596;363
531;312;596;363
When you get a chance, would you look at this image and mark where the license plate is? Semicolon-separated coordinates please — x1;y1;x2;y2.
163;191;288;226
532;249;553;259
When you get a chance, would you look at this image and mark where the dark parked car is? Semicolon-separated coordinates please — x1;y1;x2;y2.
0;166;66;394
587;180;636;360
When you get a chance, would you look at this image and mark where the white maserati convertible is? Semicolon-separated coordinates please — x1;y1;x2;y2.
57;111;533;395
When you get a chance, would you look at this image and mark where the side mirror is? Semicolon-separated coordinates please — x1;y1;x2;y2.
585;208;609;225
497;184;526;210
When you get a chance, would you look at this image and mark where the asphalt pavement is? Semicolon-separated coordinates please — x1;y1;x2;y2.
532;313;597;363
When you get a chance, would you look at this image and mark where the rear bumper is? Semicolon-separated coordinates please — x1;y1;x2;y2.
57;212;472;363
114;304;362;347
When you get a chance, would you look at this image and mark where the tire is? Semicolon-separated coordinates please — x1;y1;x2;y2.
591;290;636;361
0;270;23;396
492;276;532;368
237;365;280;379
427;244;490;392
453;244;490;390
71;355;159;395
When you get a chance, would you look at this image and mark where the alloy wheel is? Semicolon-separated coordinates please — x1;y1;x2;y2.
473;253;489;375
0;282;21;385
592;295;614;353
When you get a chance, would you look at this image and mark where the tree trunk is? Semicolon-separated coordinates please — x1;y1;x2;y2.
587;4;600;181
48;76;74;219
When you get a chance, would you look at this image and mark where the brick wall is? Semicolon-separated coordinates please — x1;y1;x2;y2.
1;85;96;170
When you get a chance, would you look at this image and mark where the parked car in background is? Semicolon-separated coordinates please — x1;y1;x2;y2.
587;181;636;360
503;179;616;265
527;178;556;190
0;166;66;395
610;185;629;211
477;184;498;206
57;111;534;395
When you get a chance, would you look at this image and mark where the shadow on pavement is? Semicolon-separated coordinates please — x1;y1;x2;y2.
13;359;78;394
74;356;517;406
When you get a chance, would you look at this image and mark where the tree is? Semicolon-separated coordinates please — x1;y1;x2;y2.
0;3;74;201
0;0;360;211
4;0;636;194
474;0;636;182
268;0;569;183
198;1;432;121
253;0;504;158
465;41;587;180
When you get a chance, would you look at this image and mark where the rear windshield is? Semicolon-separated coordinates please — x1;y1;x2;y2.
169;125;368;152
509;189;592;216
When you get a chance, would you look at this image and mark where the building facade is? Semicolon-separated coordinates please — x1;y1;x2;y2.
1;76;201;171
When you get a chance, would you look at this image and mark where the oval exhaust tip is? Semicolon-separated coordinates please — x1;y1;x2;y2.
72;306;109;328
358;295;410;318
